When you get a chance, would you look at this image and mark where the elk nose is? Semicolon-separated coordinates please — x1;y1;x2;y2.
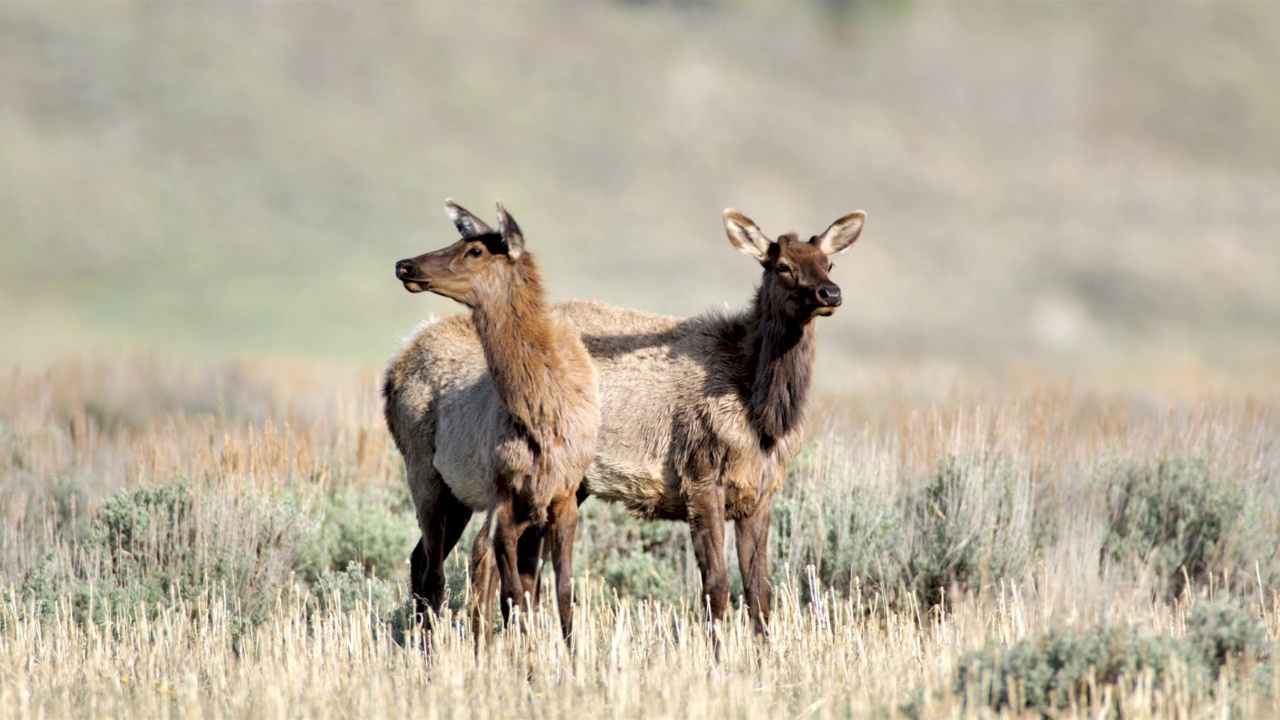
817;283;842;306
395;260;414;279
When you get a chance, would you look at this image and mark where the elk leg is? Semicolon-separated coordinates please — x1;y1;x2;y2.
411;473;471;623
439;498;473;570
516;525;545;607
547;494;580;645
418;486;473;613
408;465;440;612
485;549;501;616
410;539;428;619
687;486;729;629
492;493;534;625
735;503;774;636
469;513;498;653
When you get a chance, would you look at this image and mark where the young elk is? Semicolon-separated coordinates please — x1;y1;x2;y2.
385;200;598;646
389;208;864;640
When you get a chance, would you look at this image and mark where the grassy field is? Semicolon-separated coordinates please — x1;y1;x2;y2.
3;3;1280;716
2;358;1276;718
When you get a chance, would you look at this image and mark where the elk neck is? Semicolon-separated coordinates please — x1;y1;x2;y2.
739;284;816;449
468;255;563;438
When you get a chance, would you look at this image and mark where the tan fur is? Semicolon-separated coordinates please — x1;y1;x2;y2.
391;204;870;635
389;300;799;519
388;201;598;645
385;305;597;524
387;208;866;638
387;203;597;526
471;261;598;525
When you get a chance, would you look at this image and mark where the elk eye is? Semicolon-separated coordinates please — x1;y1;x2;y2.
467;246;483;258
776;263;792;274
829;263;835;271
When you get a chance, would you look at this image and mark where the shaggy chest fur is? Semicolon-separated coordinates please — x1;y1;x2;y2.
385;299;815;523
468;279;599;521
560;299;814;522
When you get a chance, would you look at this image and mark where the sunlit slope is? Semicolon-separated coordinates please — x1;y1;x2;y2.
2;3;1278;378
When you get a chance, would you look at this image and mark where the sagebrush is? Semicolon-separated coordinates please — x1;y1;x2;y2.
1;359;1278;718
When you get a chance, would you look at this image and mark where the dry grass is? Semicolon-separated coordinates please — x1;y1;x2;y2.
2;357;1278;718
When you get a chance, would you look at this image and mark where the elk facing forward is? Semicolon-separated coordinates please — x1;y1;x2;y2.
389;208;864;638
385;200;598;645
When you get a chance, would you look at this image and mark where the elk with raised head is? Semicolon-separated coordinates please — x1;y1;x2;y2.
385;200;598;646
387;207;864;640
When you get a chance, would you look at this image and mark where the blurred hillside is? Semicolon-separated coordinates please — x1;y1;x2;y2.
2;2;1278;390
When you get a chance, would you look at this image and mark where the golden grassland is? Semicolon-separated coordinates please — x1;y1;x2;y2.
1;358;1278;718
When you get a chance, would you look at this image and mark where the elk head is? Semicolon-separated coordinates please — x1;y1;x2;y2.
394;199;527;308
723;208;865;321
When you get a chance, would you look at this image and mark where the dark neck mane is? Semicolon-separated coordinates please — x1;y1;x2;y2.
738;287;817;449
469;257;559;435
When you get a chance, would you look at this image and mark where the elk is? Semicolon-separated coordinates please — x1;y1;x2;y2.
385;199;599;646
387;207;865;639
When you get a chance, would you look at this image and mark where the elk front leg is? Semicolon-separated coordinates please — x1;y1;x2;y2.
735;503;773;635
516;525;545;606
546;494;580;645
687;486;729;628
491;492;533;626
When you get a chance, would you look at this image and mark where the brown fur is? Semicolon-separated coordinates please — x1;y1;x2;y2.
388;200;597;646
387;208;864;638
468;253;597;523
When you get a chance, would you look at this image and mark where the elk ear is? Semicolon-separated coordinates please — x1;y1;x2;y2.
813;211;865;255
444;198;493;238
723;209;774;264
495;201;525;260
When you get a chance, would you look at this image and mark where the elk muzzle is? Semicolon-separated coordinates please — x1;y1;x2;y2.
395;259;428;293
812;282;842;316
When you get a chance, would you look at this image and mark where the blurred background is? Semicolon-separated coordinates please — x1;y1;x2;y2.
2;2;1278;392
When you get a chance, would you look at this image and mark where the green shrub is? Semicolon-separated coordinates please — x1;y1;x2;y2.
1102;455;1244;599
576;500;689;605
319;489;418;581
821;488;906;598
957;623;1128;710
908;461;979;608
5;480;433;646
768;447;1041;611
9;482;327;630
905;456;1033;607
313;561;398;617
87;482;195;568
1184;600;1269;672
954;600;1269;713
770;439;909;603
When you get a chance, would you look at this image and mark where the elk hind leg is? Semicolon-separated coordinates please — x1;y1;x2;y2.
413;484;472;613
469;513;498;653
410;469;471;625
